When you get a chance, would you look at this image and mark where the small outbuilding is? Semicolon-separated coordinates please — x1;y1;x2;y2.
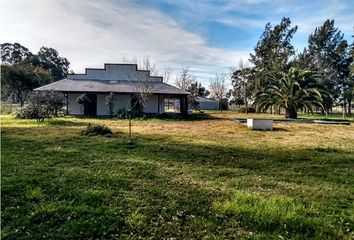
196;97;220;110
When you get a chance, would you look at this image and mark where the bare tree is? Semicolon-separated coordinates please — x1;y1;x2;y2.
141;56;159;76
209;73;228;100
122;56;138;65
209;73;228;110
163;65;173;83
129;69;154;114
175;66;196;90
132;81;152;111
122;56;160;76
231;59;254;113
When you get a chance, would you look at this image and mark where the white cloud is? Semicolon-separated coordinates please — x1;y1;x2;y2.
0;0;250;85
2;0;351;86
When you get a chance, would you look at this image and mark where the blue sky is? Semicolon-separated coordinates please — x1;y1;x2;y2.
0;0;353;86
136;0;353;51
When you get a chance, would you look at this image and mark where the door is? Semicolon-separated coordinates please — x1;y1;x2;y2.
84;94;97;115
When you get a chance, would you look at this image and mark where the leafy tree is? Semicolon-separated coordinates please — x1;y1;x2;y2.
302;19;353;116
1;43;71;82
253;68;332;119
226;89;241;104
28;47;70;81
349;35;354;115
35;90;65;117
250;17;297;88
196;82;210;97
1;42;32;65
186;82;199;110
1;64;52;105
351;34;354;74
185;82;210;110
335;40;353;116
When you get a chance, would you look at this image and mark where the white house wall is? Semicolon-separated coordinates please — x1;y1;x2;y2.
67;93;82;115
96;94;107;115
144;95;159;113
96;93;131;115
114;94;131;112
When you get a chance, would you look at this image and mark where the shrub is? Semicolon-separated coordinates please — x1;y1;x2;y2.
82;123;112;136
76;93;92;114
16;91;65;122
16;104;49;122
116;107;140;119
105;92;115;117
236;106;256;113
76;93;91;105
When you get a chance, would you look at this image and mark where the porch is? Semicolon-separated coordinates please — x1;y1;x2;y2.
65;92;188;117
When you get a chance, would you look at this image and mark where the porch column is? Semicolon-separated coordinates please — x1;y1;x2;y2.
65;92;69;115
158;94;161;115
180;95;188;117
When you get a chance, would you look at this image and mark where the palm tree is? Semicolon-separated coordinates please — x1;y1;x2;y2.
253;67;332;119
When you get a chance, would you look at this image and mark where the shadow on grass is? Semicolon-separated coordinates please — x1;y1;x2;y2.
160;112;223;121
69;112;220;122
3;126;353;184
272;127;289;132
45;119;87;126
2;126;353;239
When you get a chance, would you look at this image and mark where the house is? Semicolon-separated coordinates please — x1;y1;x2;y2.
196;97;220;110
35;63;189;116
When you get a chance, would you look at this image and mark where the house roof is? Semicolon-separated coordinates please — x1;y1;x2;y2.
196;97;219;103
34;79;189;95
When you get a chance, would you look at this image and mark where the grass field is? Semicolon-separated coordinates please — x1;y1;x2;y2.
1;112;354;239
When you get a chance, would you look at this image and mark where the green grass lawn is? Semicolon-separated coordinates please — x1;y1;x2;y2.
1;113;354;239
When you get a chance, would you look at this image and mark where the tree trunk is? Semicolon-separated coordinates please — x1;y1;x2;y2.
342;100;347;119
348;98;352;116
285;107;297;119
245;97;248;114
17;93;24;107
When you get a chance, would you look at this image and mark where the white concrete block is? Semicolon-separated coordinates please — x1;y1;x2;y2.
247;118;273;130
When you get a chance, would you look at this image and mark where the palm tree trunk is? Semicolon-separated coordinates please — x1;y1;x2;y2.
285;107;297;119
